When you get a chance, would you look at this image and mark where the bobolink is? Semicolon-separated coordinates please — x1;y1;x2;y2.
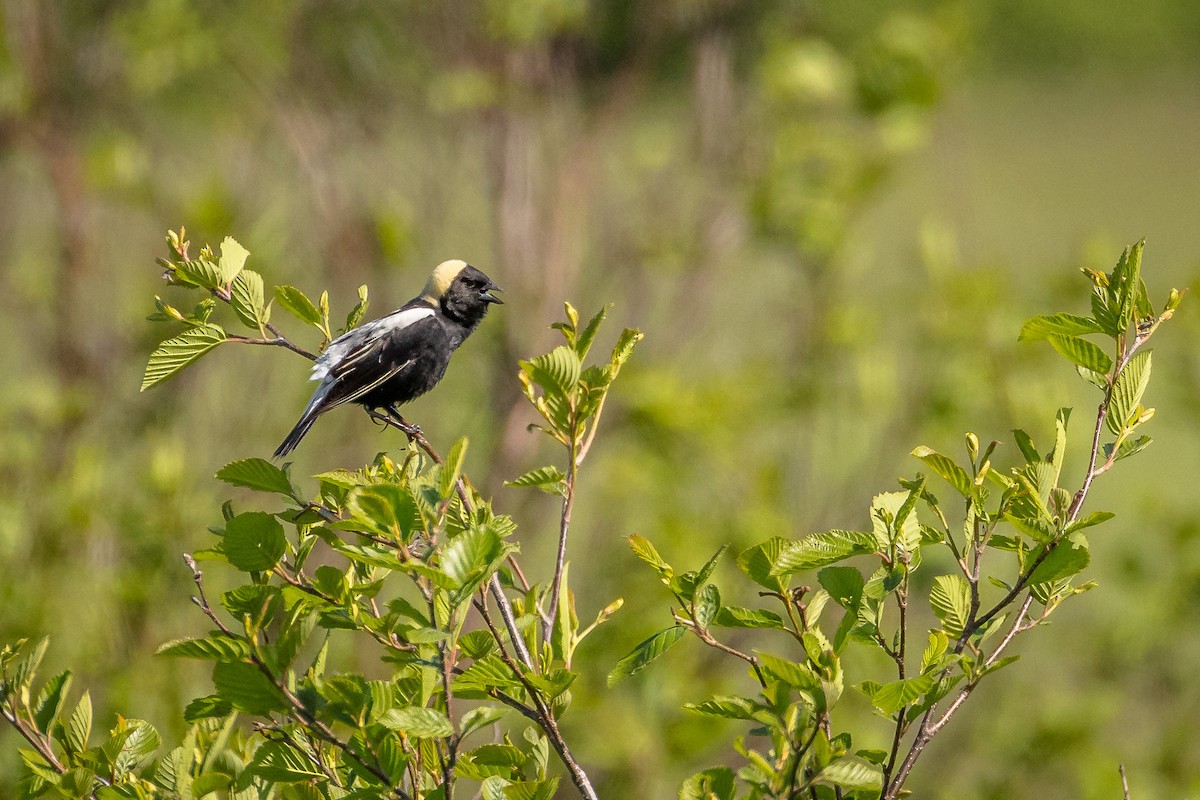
273;260;502;458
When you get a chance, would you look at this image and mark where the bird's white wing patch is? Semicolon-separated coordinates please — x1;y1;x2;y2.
310;306;435;381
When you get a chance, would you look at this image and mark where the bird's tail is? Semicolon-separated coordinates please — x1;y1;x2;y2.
273;411;320;459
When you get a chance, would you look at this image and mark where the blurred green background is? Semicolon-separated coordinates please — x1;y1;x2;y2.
2;1;1199;797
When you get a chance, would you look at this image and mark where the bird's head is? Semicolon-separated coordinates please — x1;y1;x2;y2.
423;260;503;324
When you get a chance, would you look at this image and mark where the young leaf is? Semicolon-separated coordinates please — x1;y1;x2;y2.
1104;435;1151;463
911;446;973;497
867;674;937;714
815;758;883;792
224;512;287;572
275;285;323;327
737;537;789;592
575;305;610;359
440;437;469;499
1046;334;1113;375
216;458;294;496
772;530;875;575
1017;313;1104;341
627;535;673;582
1107;351;1152;435
246;741;326;782
156;636;251;662
818;566;865;609
607;626;686;686
680;767;736;800
230;269;268;331
379;706;455;739
929;575;971;637
66;692;92;754
217;237;250;285
1028;534;1090;585
505;466;567;497
141;324;227;391
344;284;369;331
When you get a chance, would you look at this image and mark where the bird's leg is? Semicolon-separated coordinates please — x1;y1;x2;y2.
384;405;423;441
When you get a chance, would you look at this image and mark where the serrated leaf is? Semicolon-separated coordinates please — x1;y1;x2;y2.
246;741;325;782
1018;313;1104;341
191;772;232;797
607;626;686;686
772;530;876;575
212;661;287;715
712;606;784;629
930;574;971;637
275;285;322;327
217;237;249;284
66;692;92;753
1047;335;1112;375
680;767;736;800
1105;435;1151;463
224;512;286;572
683;696;759;720
818;566;865;609
380;706;454;739
344;284;369;331
156;636;251;662
911;446;975;496
440;437;469;499
442;525;508;599
1003;514;1057;544
1065;511;1114;534
33;670;71;731
1108;351;1152;435
172;257;223;290
575;305;609;359
141;324;227;391
609;328;643;375
216;458;294;495
230;269;267;330
525;345;582;397
182;695;233;723
1029;534;1090;585
737;538;789;592
868;674;937;714
693;583;720;630
815;758;883;791
505;466;567;497
502;777;560;800
346;483;420;542
627;535;672;582
113;719;161;774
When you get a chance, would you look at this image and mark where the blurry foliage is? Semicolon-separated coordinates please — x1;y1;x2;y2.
1;0;1199;798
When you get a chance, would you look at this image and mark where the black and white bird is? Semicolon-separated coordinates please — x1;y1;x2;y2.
273;260;502;458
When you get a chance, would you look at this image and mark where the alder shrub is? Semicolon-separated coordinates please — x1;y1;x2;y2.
0;233;1182;800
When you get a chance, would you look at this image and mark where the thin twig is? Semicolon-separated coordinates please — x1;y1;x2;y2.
227;334;319;360
543;426;578;643
1119;763;1131;800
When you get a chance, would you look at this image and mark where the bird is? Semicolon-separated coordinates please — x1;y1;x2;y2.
273;259;502;458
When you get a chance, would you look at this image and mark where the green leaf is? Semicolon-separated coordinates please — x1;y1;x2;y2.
224;512;286;572
216;458;294;495
737;538;789;592
211;661;287;716
627;535;673;582
683;696;759;721
911;446;973;497
33;670;71;731
502;777;560;800
772;530;876;575
113;719;161;774
440;437;469;499
1107;351;1152;435
191;772;233;797
66;692;92;754
275;285;323;327
609;328;643;375
929;575;971;637
141;324;227;391
217;237;250;284
172;257;224;290
607;626;686;686
1028;534;1090;585
1018;313;1104;341
246;741;325;782
1003;514;1057;544
345;284;369;331
815;758;883;792
505;466;567;497
524;345;582;397
230;268;268;330
712;606;784;629
442;525;508;598
1047;335;1113;375
1104;435;1151;463
182;695;232;723
379;706;454;739
866;673;937;714
818;566;865;609
575;305;610;359
1065;511;1114;534
693;583;720;630
680;767;736;800
156;636;251;662
346;484;420;542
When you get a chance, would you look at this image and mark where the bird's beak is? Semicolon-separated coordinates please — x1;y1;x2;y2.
480;282;504;305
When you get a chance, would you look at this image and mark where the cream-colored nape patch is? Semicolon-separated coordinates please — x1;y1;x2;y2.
422;259;469;301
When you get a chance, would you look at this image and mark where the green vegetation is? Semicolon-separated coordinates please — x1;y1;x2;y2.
3;2;1200;798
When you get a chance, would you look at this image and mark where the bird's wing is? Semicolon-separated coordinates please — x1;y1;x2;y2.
311;305;436;382
306;306;442;413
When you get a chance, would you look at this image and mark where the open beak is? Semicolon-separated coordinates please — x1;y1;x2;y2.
480;282;504;305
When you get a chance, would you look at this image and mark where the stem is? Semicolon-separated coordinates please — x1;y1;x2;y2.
226;333;318;361
544;429;578;643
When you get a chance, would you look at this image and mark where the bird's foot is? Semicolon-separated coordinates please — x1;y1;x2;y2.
385;406;423;442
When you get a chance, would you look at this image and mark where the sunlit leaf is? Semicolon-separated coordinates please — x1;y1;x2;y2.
607;626;686;686
141;324;227;391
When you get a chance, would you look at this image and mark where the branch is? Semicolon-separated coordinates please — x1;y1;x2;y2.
543;426;578;643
